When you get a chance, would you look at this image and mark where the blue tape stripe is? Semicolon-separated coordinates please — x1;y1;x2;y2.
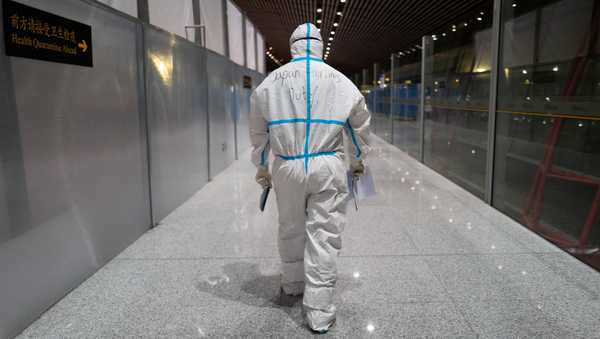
278;151;337;161
268;118;345;127
346;120;362;158
303;23;312;172
268;118;306;126
311;119;345;125
260;139;270;166
291;57;324;63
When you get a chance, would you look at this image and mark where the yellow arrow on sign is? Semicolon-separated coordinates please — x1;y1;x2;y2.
78;40;88;52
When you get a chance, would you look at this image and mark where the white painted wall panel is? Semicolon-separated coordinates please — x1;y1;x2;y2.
227;1;244;65
257;32;265;74
97;0;138;17
200;0;225;54
149;0;195;41
245;20;256;70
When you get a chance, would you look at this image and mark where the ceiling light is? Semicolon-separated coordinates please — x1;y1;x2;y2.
464;22;468;26
333;22;339;27
317;8;322;13
329;37;333;41
341;0;346;3
452;28;456;32
512;3;517;7
331;31;335;35
442;32;446;36
317;19;322;24
480;11;484;15
477;17;482;21
337;11;342;16
552;66;559;72
326;46;331;50
522;69;528;74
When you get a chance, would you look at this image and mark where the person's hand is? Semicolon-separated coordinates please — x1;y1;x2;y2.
255;167;272;188
350;160;365;178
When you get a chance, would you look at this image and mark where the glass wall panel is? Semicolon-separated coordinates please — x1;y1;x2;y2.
423;2;493;198
367;63;393;143
391;53;421;159
227;0;244;66
493;0;600;270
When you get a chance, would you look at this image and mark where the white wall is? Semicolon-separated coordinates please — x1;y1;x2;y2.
245;20;256;70
200;0;225;54
227;1;244;65
148;0;195;42
96;0;138;17
257;32;265;74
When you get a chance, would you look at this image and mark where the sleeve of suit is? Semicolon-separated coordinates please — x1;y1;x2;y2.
345;94;371;166
249;90;271;169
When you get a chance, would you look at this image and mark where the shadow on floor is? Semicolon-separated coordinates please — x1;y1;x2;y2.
195;262;306;329
195;261;361;334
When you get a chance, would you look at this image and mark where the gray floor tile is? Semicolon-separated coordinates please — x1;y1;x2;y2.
425;253;597;302
18;134;600;338
456;299;570;338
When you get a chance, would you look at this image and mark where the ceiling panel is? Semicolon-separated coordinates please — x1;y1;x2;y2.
234;0;489;74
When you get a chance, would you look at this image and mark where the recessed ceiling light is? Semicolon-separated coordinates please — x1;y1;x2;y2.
329;37;334;41
317;8;322;13
337;11;342;16
333;22;339;27
331;31;335;35
317;19;322;24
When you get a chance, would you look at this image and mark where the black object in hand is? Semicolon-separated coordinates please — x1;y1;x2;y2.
260;186;271;212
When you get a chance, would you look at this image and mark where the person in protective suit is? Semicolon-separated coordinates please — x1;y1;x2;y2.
249;22;371;333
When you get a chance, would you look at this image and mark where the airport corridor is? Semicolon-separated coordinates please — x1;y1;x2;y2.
17;136;600;338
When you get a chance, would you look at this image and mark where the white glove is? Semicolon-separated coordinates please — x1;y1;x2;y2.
350;160;365;178
255;167;272;188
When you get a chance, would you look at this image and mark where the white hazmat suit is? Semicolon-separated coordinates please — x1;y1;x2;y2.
249;23;371;332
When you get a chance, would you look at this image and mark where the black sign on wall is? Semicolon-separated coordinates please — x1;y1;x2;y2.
243;75;252;89
2;0;93;67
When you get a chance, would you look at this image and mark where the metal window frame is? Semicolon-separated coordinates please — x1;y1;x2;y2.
418;35;428;163
390;53;395;144
484;0;503;204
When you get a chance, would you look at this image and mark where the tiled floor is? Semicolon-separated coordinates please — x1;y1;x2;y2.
18;136;600;338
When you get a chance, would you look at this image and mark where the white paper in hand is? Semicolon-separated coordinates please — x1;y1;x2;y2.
347;166;376;210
